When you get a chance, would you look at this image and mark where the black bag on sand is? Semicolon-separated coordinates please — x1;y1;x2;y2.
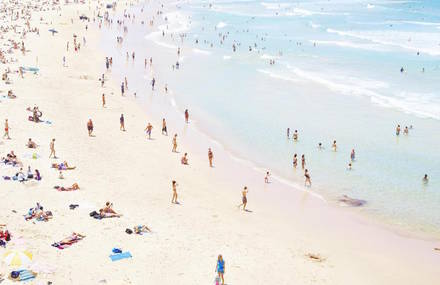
125;228;133;234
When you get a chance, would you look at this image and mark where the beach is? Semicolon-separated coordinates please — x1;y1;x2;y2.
0;0;439;284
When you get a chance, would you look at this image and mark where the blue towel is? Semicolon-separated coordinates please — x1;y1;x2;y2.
109;251;132;261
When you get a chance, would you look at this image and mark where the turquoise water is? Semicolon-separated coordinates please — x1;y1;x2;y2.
103;0;440;236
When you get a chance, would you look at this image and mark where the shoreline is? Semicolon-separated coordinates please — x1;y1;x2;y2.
105;2;440;242
0;1;439;284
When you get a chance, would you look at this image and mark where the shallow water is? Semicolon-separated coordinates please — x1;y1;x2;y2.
102;0;440;237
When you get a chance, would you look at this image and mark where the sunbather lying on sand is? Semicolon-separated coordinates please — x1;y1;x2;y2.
51;161;76;170
99;202;122;218
52;232;86;249
54;183;80;191
134;225;151;234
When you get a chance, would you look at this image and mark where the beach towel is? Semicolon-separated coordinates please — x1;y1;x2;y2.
9;270;36;282
109;251;132;262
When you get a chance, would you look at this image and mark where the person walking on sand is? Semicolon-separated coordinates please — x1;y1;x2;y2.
215;255;225;285
87;119;94;136
184;109;189;123
301;154;305;169
162;118;168;135
49;138;57;158
145;123;153;139
102;93;106;107
304;169;311;187
208;148;213;167
3;119;10;139
120;114;125;131
171;180;178;204
238;186;248;211
121;82;125;96
172;134;178;152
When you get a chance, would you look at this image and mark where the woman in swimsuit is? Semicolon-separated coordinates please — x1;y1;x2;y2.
304;169;311;187
216;255;225;285
238;187;248;211
171;181;178;204
301;155;305;169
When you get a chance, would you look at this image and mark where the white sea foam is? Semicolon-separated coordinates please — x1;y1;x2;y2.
223;55;231;60
216;21;227;28
327;28;440;56
367;4;375;9
310;40;386;52
257;69;300;83
192;48;211;55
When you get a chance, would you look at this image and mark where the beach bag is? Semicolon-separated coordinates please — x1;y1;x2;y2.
125;228;133;234
89;211;98;217
32;153;37;159
11;271;20;279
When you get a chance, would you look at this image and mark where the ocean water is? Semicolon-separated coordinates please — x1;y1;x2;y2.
102;0;440;236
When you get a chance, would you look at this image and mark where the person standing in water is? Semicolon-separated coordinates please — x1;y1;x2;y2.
404;126;409;135
396;124;401;135
215;255;225;285
332;140;337;151
121;82;125;96
293;130;298;141
264;171;270;183
238;186;248;211
172;134;178;152
208;148;214;167
286;128;290;139
184;109;189;123
293;153;298;168
3;119;10;139
301;154;306;169
171;180;178;204
350;149;355;161
423;174;429;184
49;138;57;159
161;118;168;135
120;114;125;131
304;169;311;187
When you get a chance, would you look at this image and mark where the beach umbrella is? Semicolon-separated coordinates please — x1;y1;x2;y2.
3;249;33;267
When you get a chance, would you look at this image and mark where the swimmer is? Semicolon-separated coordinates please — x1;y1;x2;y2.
293;130;298;141
423;174;429;184
350;149;355;161
332;140;337;151
286;128;290;139
348;163;352;170
301;154;305;169
396;124;401;135
404;126;409;135
184;109;189;123
293;154;297;168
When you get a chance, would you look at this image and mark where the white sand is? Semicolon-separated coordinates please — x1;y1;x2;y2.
0;1;439;284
